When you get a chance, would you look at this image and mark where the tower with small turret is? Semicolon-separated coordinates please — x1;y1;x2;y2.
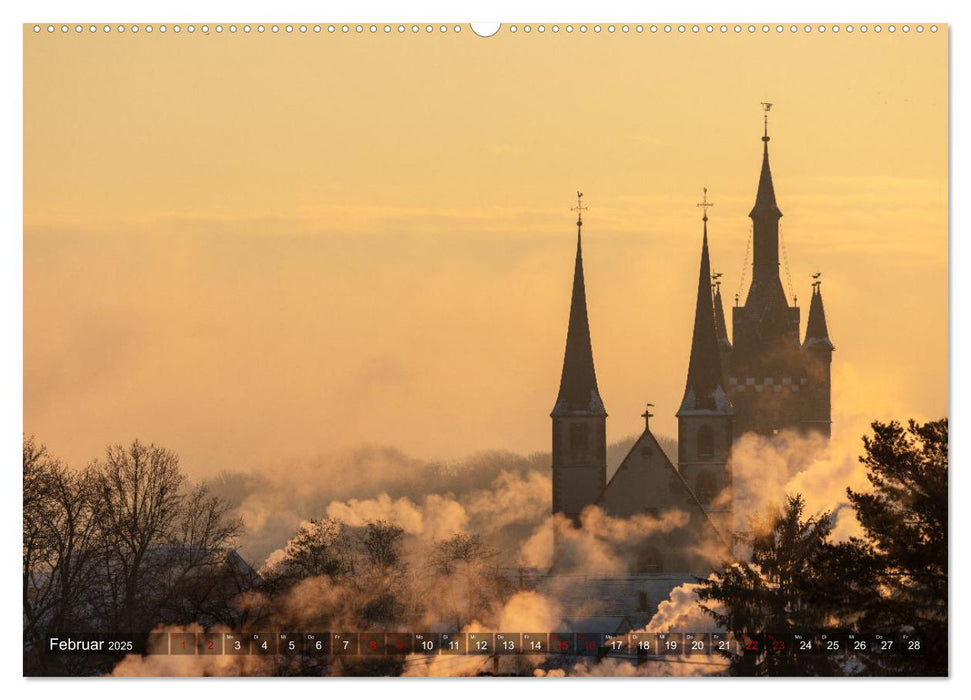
723;108;834;439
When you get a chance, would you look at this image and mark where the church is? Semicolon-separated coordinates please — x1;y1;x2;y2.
548;114;835;587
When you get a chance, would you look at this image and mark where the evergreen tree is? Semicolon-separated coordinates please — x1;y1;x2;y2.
843;418;948;676
698;418;948;677
696;495;844;675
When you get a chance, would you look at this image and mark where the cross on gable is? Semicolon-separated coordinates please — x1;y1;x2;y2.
641;402;655;429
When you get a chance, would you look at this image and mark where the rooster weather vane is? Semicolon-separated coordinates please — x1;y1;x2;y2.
572;191;588;227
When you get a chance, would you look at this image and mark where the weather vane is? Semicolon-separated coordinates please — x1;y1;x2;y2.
571;190;588;227
642;403;655;429
697;187;714;221
812;270;822;291
712;271;723;293
761;101;773;138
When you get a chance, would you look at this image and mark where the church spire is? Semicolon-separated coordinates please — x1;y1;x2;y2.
552;193;606;417
678;193;732;416
804;276;834;349
741;102;791;325
712;273;731;350
749;102;783;220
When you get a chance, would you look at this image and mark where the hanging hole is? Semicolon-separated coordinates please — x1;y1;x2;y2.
470;23;500;37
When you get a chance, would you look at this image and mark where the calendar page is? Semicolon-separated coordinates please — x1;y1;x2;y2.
21;19;948;679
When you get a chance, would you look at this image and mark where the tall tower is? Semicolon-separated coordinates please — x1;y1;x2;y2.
551;193;607;525
727;106;829;438
677;192;734;532
732;105;800;356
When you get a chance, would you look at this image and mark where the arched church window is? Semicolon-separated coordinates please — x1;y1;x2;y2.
696;470;717;505
570;423;589;452
635;546;663;574
697;425;715;459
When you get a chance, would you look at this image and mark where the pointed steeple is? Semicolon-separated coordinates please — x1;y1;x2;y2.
741;103;792;335
552;199;606;417
713;280;731;350
678;208;732;416
804;282;834;349
749;109;783;220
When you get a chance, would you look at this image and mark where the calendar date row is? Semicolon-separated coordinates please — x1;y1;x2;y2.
46;631;925;657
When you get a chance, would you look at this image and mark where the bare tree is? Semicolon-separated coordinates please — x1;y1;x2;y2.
89;440;245;631
266;518;351;586
92;440;186;629
354;521;408;627
156;484;246;626
360;520;405;573
431;533;496;575
176;484;244;569
23;435;56;641
25;437;251;674
23;439;101;631
429;533;502;629
23;438;104;674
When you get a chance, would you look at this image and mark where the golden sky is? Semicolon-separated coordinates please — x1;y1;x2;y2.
24;26;947;476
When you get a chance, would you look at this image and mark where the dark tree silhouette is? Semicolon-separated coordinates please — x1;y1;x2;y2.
696;495;843;676
360;520;405;572
841;418;948;676
698;418;948;677
267;518;351;586
23;437;103;672
92;440;188;630
23;437;246;676
354;520;408;627
429;533;508;630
